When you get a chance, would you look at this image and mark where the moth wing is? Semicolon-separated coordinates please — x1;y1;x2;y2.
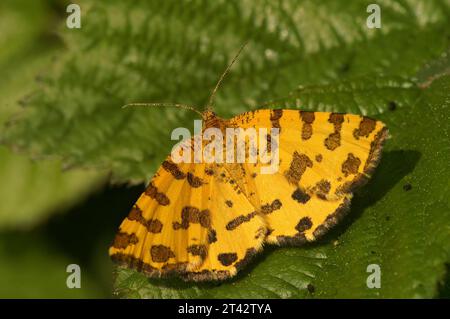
185;163;266;280
109;158;212;276
228;109;387;243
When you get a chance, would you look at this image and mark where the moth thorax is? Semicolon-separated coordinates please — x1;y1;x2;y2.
203;110;226;130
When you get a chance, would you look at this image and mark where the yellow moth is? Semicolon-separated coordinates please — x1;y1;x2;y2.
109;45;387;281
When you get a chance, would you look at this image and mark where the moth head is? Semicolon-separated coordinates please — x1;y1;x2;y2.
202;110;221;129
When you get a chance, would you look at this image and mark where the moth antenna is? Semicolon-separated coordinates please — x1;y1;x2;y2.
122;102;203;117
205;41;249;112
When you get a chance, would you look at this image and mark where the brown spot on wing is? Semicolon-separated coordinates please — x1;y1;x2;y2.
198;210;211;228
270;109;283;129
300;111;315;140
145;183;170;206
324;113;344;150
187;172;204;188
284;151;313;185
147;219;163;233
225;200;233;207
292;188;311;204
162;160;186;179
342;153;361;176
226;211;257;230
315;154;323;162
313;179;331;199
187;245;207;259
295;217;313;233
324;132;341;150
127;205;144;222
353;117;376;139
112;232;139;249
266;134;272;153
260;199;282;214
127;206;164;233
329;113;344;129
302;124;313;140
218;253;238;266
208;229;217;243
150;245;175;263
300;111;315;123
173;206;211;230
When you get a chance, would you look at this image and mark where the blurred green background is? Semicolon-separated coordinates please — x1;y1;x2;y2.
0;0;449;298
0;0;120;298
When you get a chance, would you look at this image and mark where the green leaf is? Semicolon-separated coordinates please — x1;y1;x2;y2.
3;0;450;298
265;75;420;114
0;0;106;229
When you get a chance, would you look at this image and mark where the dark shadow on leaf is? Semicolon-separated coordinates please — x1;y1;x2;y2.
438;263;450;298
313;150;421;245
40;183;145;266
